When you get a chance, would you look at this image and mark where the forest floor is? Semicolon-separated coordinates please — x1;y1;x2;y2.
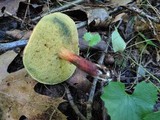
0;0;160;120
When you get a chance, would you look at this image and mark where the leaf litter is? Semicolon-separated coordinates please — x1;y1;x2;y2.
0;51;17;81
0;0;160;120
0;69;66;120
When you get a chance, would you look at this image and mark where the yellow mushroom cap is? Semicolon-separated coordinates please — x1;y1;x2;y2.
23;12;79;85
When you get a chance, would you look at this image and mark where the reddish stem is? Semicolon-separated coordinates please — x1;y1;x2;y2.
59;48;99;76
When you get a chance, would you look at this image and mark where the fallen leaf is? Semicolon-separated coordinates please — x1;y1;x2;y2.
112;13;127;23
0;0;25;17
0;69;66;120
111;0;132;6
86;8;111;27
134;17;160;41
6;29;32;40
111;28;126;52
67;68;91;93
0;51;17;81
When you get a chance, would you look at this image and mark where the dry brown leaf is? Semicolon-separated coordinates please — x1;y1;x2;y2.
67;68;91;93
112;13;128;23
0;69;66;120
0;0;25;17
134;18;160;41
6;30;32;40
0;51;17;81
86;8;110;27
111;0;132;6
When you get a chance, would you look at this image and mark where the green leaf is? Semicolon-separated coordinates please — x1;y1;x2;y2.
83;32;101;47
111;28;126;52
143;111;160;120
101;81;157;120
83;32;92;42
138;32;157;47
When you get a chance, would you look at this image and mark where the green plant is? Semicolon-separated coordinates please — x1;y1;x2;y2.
143;111;160;120
83;32;101;47
138;32;157;47
101;81;159;120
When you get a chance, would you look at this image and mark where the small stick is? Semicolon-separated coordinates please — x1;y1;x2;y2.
86;39;111;119
126;6;160;23
32;0;84;22
0;40;27;52
21;0;31;26
3;10;34;27
76;21;87;29
64;83;87;120
3;11;24;23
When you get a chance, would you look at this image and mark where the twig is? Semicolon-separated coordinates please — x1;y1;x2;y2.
32;0;84;22
64;83;87;120
76;21;87;29
21;0;31;26
3;11;24;23
86;39;111;119
3;10;34;27
0;40;27;53
128;55;160;87
125;6;160;23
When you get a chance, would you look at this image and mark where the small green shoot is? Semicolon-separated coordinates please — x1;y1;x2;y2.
101;81;158;120
138;32;157;47
83;32;101;47
111;27;126;52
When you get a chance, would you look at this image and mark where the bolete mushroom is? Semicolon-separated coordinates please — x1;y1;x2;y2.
23;12;99;85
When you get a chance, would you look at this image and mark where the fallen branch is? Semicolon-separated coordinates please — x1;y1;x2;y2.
3;10;34;27
32;0;84;22
0;40;27;53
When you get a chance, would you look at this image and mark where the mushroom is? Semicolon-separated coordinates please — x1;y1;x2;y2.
23;12;99;85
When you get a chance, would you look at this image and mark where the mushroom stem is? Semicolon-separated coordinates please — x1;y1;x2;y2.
59;48;100;76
